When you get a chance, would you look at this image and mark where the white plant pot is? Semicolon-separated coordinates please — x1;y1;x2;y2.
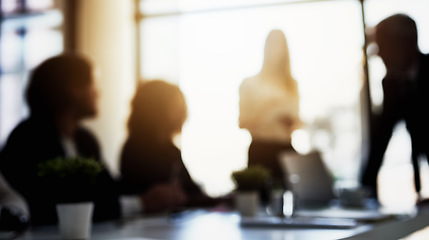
56;202;94;240
234;191;259;217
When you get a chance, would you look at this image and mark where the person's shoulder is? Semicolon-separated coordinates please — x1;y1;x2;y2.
167;142;181;154
421;53;429;64
3;118;36;143
0;118;38;166
74;126;100;156
120;137;139;158
241;75;258;84
120;136;151;162
240;75;260;92
11;116;58;137
75;126;97;141
122;136;148;150
12;118;36;131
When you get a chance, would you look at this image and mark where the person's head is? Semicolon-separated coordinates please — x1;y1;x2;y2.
261;29;297;93
26;54;98;120
128;80;187;142
262;29;292;74
375;14;419;71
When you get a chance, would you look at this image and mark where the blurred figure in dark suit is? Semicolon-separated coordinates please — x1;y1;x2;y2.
0;54;120;225
361;14;429;199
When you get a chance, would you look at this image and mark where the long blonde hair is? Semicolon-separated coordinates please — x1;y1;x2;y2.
260;30;298;95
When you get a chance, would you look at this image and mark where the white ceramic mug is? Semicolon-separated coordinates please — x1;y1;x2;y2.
56;202;94;240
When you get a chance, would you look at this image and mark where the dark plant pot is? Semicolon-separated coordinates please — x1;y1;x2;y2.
41;177;96;204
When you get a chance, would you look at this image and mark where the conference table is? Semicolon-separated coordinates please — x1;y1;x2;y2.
13;206;429;240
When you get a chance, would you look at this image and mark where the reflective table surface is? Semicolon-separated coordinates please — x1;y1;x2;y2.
12;208;429;240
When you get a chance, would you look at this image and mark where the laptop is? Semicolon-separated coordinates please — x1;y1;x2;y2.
279;151;336;207
278;151;394;222
241;152;394;229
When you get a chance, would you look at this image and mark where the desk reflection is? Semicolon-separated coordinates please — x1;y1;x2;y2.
14;209;379;240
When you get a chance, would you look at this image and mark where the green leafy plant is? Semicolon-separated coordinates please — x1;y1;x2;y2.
231;166;271;192
37;157;104;203
38;157;103;183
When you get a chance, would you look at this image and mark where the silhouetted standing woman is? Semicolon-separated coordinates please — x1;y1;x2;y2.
239;30;300;183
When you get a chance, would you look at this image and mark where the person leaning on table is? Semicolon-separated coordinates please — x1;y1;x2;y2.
361;14;429;200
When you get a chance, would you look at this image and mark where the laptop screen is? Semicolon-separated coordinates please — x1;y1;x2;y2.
279;151;336;207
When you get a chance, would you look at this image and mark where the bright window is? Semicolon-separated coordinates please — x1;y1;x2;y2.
139;0;364;196
138;0;429;197
0;6;63;147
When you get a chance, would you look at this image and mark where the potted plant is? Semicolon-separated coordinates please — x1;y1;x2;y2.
37;157;104;239
231;166;271;217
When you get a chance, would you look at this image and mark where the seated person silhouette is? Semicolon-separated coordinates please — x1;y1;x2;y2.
120;80;219;212
0;54;121;225
361;14;429;200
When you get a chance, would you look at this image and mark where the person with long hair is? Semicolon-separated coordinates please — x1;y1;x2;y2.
239;30;301;184
120;80;215;212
